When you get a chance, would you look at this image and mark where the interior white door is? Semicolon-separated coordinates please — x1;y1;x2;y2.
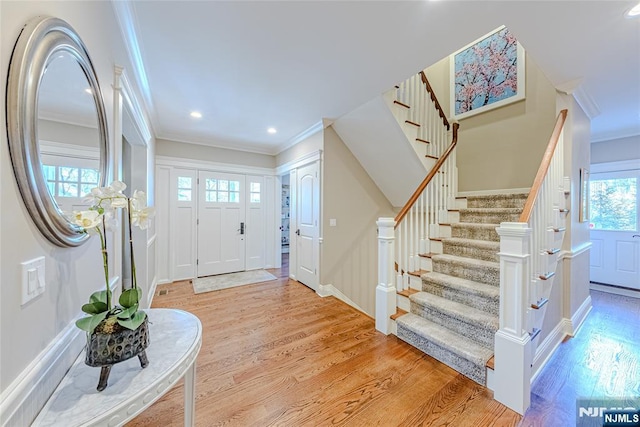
589;169;640;290
295;162;319;290
197;171;246;277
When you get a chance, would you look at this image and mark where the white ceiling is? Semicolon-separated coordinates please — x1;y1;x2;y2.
114;1;640;155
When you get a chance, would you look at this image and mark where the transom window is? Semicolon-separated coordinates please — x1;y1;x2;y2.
205;179;240;203
42;164;99;198
177;176;192;201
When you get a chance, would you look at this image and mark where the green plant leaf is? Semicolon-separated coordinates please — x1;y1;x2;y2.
89;290;108;304
116;304;138;320
119;288;140;308
81;301;108;314
75;311;108;333
117;310;146;330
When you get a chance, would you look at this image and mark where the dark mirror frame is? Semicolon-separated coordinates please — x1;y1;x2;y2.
6;16;109;247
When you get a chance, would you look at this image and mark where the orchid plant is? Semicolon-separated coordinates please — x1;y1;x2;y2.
73;181;155;335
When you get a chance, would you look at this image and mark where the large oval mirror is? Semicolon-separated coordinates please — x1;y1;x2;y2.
6;16;109;247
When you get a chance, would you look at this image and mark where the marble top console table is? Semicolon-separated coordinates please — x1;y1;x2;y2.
32;309;202;427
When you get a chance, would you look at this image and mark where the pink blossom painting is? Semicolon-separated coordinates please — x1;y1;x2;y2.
450;26;525;120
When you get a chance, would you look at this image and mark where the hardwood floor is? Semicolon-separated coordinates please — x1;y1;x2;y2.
521;289;640;426
126;256;520;426
127;258;638;427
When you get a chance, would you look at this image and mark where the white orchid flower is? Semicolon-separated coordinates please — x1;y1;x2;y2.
103;211;119;231
130;190;147;210
72;210;102;230
131;206;155;230
109;180;127;193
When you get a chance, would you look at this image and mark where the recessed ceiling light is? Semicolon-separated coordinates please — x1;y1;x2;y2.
190;111;202;119
267;127;277;134
626;2;640;17
84;88;92;95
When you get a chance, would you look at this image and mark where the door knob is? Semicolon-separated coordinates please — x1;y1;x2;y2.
296;229;300;236
239;222;245;235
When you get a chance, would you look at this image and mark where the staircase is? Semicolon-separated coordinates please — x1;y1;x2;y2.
396;193;528;385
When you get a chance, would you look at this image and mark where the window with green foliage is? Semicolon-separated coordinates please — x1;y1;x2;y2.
589;177;637;231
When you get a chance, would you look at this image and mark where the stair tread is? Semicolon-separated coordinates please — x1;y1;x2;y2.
432;253;499;269
410;292;499;329
397;313;493;366
453;222;500;229
391;308;408;320
461;207;523;213
443;237;500;249
398;288;420;297
422;272;500;299
467;193;528;200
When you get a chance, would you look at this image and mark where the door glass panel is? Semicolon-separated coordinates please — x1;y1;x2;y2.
177;176;192;201
589;177;637;231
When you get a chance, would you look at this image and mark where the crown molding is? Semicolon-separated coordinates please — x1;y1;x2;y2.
556;78;600;120
275;120;326;155
111;0;156;125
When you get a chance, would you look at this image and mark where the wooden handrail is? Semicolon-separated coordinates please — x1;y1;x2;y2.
395;123;459;226
519;109;568;223
420;71;450;130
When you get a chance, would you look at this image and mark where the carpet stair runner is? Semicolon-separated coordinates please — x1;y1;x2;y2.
396;193;528;385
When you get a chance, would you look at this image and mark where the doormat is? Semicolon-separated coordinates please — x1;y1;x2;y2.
192;270;277;294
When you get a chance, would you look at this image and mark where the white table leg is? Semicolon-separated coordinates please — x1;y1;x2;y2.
184;362;196;426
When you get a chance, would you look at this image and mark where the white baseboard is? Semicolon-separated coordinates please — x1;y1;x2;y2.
590;282;640;299
566;295;593;336
147;276;158;308
531;320;567;384
317;283;369;316
0;322;84;427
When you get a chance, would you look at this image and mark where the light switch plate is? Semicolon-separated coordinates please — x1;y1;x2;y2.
329;218;337;227
21;256;45;305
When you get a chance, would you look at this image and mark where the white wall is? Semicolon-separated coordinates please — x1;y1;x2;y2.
1;2;149;424
591;134;640;164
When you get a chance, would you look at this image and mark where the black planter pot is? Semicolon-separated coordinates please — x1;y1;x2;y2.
85;316;150;391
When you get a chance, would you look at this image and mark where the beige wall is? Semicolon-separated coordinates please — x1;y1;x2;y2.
156;138;276;169
426;54;558;192
276;130;323;167
320;127;394;316
0;0;149;413
591;135;640;164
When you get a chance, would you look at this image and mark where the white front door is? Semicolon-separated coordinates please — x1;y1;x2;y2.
197;171;246;277
295;162;319;290
589;168;640;290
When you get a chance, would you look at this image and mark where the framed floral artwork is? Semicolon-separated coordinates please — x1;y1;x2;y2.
450;25;526;120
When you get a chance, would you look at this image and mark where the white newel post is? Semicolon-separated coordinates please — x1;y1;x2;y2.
494;222;533;415
376;218;396;335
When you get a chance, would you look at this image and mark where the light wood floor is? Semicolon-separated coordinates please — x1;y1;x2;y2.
126;259;520;426
127;258;639;426
521;288;640;426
